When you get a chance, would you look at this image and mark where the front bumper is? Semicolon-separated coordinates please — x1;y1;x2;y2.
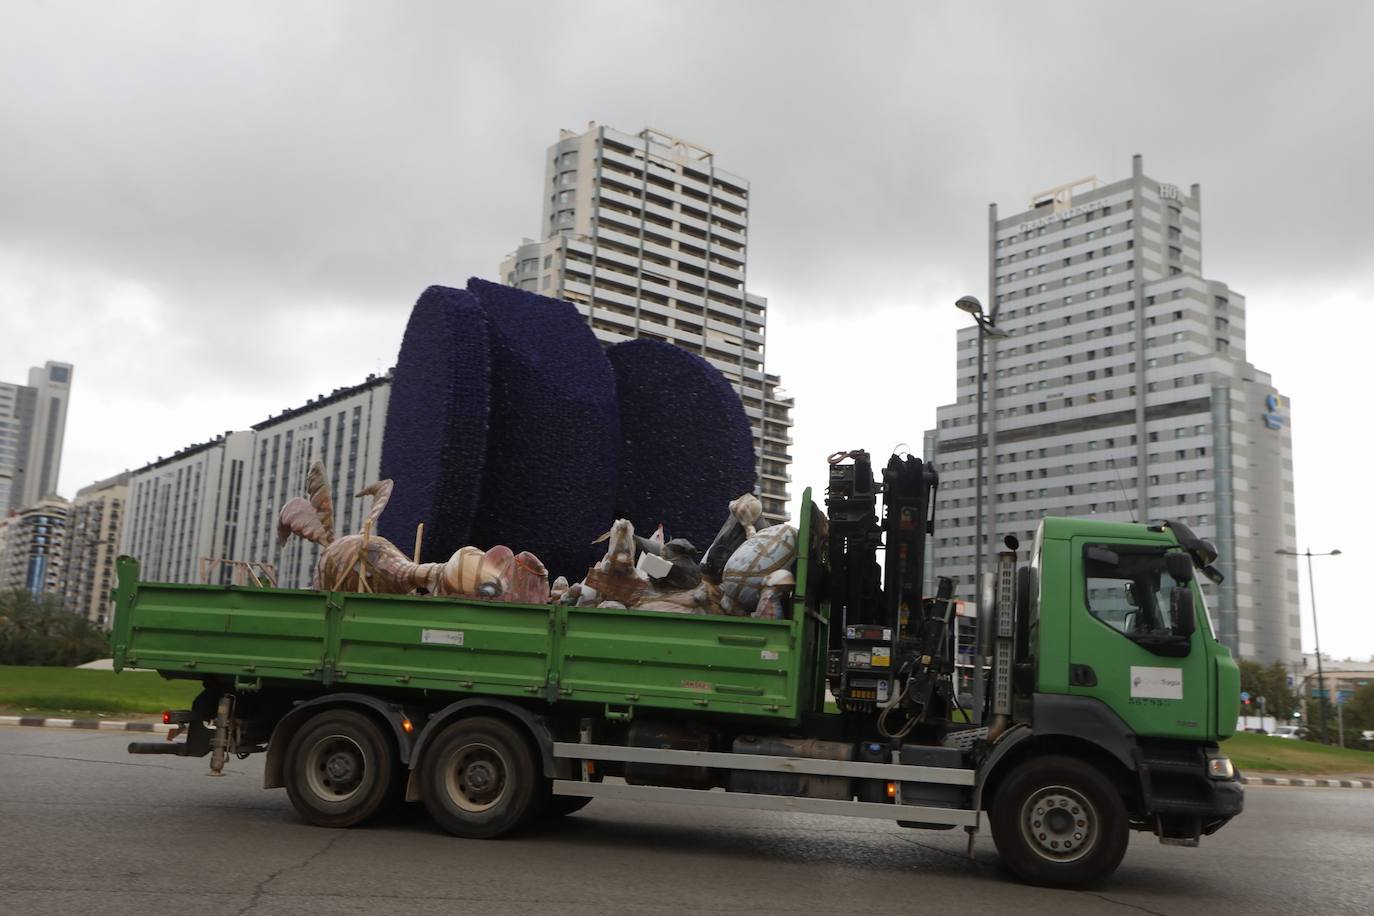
1137;750;1244;841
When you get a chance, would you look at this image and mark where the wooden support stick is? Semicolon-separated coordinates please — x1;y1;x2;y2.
414;522;425;565
358;521;373;593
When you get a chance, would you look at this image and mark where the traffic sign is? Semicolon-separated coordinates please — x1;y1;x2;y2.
1240;691;1250;702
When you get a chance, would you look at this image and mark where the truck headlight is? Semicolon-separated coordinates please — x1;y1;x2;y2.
1207;755;1234;780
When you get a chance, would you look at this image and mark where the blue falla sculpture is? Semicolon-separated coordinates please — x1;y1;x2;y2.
378;278;759;587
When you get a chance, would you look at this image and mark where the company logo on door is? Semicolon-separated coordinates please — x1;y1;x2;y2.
1131;666;1183;700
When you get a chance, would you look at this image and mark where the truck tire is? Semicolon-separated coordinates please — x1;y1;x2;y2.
989;755;1129;888
419;716;541;839
284;709;398;828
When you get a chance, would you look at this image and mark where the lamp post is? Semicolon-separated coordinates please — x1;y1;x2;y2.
956;294;1010;722
1275;547;1342;743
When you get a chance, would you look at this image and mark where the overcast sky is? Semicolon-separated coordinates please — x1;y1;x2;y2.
3;2;1371;661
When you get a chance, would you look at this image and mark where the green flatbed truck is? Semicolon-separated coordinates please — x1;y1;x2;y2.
112;453;1243;888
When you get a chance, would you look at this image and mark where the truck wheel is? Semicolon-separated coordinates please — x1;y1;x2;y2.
989;755;1129;888
284;709;397;828
420;716;540;839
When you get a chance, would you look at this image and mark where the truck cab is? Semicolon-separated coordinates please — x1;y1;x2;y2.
975;516;1244;881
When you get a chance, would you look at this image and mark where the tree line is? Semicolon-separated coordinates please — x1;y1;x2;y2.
0;589;110;667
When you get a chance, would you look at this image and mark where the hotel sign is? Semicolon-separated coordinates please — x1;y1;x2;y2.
1017;201;1099;233
1262;393;1284;431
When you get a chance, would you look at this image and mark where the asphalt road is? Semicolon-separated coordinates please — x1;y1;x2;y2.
2;727;1371;916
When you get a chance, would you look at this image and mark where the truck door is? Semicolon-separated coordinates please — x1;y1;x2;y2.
1067;539;1211;742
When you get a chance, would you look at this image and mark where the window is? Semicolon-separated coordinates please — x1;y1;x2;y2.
1083;546;1195;645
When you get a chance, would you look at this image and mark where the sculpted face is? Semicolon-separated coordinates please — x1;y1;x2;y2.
605;519;636;571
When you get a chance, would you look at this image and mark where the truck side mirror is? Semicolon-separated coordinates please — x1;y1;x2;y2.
1170;586;1196;638
1165;552;1193;583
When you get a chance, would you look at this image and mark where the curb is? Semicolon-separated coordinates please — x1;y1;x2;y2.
0;715;172;734
1241;774;1374;789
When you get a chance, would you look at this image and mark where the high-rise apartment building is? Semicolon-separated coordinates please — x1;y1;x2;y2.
926;155;1299;666
121;375;391;589
0;361;73;513
60;472;129;626
0;496;69;596
500;124;793;523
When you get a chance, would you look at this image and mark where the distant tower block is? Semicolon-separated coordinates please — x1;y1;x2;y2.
498;124;793;526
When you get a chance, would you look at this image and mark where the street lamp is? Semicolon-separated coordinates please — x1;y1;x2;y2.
956;294;1010;722
1275;547;1342;743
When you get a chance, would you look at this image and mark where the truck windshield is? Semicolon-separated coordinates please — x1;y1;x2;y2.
1083;547;1176;637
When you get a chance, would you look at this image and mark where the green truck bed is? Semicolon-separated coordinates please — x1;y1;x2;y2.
112;491;829;722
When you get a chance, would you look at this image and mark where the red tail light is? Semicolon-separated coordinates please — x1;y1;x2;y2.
162;710;171;725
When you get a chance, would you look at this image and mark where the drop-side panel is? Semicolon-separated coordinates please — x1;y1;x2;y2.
557;605;800;718
334;593;552;697
120;584;328;681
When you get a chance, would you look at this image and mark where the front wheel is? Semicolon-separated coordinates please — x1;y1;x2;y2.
989;755;1129;888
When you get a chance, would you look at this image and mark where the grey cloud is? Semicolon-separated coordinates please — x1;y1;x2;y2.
4;1;1371;323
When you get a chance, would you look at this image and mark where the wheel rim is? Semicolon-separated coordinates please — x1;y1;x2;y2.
444;742;510;813
1020;784;1097;863
303;734;367;803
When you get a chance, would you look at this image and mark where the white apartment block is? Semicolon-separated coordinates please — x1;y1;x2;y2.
0;360;73;513
61;472;129;626
122;431;255;586
121;375;391;590
500;124;793;523
927;155;1300;666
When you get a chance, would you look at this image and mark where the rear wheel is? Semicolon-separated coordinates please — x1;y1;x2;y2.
284;709;397;828
419;716;541;838
989;755;1129;888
